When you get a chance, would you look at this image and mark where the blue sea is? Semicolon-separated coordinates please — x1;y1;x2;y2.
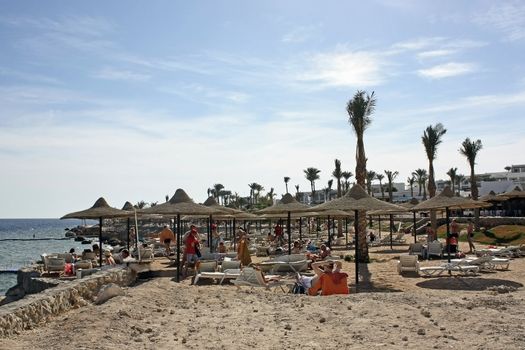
0;218;95;295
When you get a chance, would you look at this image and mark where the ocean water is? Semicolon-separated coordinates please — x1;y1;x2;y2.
0;218;94;295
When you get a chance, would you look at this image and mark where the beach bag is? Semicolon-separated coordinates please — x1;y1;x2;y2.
195;245;202;258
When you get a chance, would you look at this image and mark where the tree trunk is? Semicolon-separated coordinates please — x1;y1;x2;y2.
337;180;343;237
428;161;438;231
355;136;369;262
470;164;480;230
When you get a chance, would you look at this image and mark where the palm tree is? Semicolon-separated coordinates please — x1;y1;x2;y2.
248;183;258;205
460;137;483;229
213;184;224;202
446;167;458;195
304;167;321;203
326;179;334;201
412;169;426;196
341;171;353;192
422;123;447;199
347;90;376;263
366;170;376;196
253;183;264;204
295;184;300;200
333;159;344;237
407;176;415;197
421;173;428;200
332;159;343;198
135;200;148;209
384;170;399;202
267;187;275;205
284;177;290;194
376;173;385;199
456;174;465;194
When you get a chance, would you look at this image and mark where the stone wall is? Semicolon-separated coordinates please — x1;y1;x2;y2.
0;267;133;337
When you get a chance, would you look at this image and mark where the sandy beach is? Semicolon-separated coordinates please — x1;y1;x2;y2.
2;240;525;350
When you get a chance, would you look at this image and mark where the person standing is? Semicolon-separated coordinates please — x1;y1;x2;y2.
466;220;476;254
448;219;459;253
159;225;175;256
425;223;435;242
183;226;201;275
211;223;220;253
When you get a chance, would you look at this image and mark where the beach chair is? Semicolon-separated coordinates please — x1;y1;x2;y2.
138;248;154;263
397;255;420;274
427;241;443;259
231;267;289;292
193;261;219;285
409;243;425;258
256;246;269;257
453;255;511;271
44;256;66;274
419;262;479;276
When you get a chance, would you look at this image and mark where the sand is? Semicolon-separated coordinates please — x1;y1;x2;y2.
2;241;525;349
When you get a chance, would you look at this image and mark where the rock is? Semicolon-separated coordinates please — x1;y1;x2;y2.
402;336;408;341
417;329;426;335
95;284;124;305
320;317;326;323
284;324;292;330
421;309;431;318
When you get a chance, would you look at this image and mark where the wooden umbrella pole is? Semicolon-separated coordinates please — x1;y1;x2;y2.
176;214;181;283
99;217;103;267
413;211;417;244
389;214;393;250
287;211;291;255
134;210;141;261
354;210;359;291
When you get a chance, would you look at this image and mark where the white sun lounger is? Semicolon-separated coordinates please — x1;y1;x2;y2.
419;263;479;276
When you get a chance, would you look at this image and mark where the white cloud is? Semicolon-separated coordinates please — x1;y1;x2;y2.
417;62;477;79
473;1;525;41
158;83;250;105
295;50;386;88
417;49;456;59
93;67;151;82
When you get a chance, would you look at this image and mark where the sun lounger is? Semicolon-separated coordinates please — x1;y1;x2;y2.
451;255;510;271
409;243;425;258
419;263;479;276
231;267;289;292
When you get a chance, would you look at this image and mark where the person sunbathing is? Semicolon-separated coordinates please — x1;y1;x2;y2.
308;260;349;296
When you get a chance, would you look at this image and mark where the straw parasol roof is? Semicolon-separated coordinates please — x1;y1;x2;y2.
411;186;490;211
256;193;311;214
310;184;406;212
61;197;132;267
480;191;508;202
61;197;132;219
232;211;260;220
139;189;220;216
499;186;525;199
121;201;135;211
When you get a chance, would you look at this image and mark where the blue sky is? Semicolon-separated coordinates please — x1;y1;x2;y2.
1;0;524;218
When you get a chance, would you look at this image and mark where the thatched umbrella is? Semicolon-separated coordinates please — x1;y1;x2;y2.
412;186;489;263
140;189;220;282
61;198;132;267
257;193;311;254
498;187;525;217
480;190;508;202
499;186;525;199
310;184;404;290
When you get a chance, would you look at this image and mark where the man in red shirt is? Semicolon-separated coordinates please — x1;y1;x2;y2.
184;227;201;275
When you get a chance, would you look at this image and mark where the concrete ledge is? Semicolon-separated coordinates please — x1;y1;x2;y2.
0;267;134;337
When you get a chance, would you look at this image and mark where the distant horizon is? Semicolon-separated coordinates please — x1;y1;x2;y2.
1;1;524;217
